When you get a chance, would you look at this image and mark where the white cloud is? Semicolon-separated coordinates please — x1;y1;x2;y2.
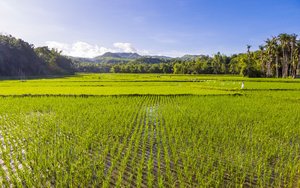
46;41;70;52
45;41;149;58
45;41;114;58
70;42;114;58
113;42;137;53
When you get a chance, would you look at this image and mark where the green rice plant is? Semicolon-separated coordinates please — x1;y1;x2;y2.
0;73;299;186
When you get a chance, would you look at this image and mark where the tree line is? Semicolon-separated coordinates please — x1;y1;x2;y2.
0;34;74;77
75;33;300;78
1;33;299;78
108;53;230;74
257;33;300;78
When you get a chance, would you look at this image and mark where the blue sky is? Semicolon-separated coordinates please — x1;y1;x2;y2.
0;0;300;57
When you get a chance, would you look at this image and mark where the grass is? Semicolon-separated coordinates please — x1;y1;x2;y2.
1;73;300;96
0;73;299;187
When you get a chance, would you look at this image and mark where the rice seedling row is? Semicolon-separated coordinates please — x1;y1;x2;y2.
0;92;299;187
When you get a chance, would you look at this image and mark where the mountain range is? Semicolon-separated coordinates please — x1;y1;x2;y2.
70;52;201;64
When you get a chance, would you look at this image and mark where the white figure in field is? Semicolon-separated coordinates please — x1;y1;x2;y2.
241;81;244;89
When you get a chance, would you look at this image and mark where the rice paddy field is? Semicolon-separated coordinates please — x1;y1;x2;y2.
0;73;299;187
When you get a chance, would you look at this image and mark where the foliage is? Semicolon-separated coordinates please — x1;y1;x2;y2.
74;33;300;78
1;33;299;78
35;47;74;75
0;34;74;77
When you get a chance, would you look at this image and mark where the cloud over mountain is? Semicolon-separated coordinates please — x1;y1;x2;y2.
45;41;114;58
113;42;137;53
45;41;143;58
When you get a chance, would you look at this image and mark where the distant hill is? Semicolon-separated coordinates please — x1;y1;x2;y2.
72;52;177;64
144;55;173;60
98;52;141;59
71;52;216;64
89;52;141;64
0;34;74;77
68;56;97;63
180;54;209;61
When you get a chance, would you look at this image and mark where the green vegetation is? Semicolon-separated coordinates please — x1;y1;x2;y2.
0;74;239;96
0;73;299;187
1;73;300;96
0;34;74;77
74;33;300;78
1;33;299;79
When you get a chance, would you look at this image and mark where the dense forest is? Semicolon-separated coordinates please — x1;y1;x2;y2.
0;34;74;77
1;33;300;78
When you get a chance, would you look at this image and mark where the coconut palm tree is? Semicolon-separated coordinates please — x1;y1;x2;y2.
246;45;252;75
278;33;290;77
269;36;280;78
265;38;276;77
295;40;300;78
290;34;298;78
259;45;265;76
274;40;281;78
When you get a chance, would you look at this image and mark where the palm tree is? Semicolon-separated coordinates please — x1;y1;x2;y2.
270;36;280;78
290;34;298;78
296;40;300;78
278;33;290;77
274;41;280;78
246;45;252;75
265;38;276;77
247;45;251;52
259;45;265;76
